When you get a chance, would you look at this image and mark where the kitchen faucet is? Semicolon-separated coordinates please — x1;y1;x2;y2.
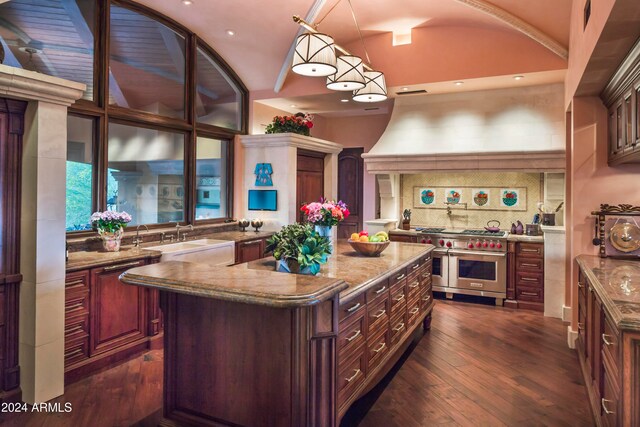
445;202;468;216
133;224;149;247
176;223;194;241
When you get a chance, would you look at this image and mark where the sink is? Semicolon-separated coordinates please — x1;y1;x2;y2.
143;239;235;266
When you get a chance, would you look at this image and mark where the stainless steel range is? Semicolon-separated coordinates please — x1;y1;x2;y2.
415;227;507;305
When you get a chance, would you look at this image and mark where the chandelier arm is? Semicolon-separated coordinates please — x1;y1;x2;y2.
346;0;371;66
292;15;374;72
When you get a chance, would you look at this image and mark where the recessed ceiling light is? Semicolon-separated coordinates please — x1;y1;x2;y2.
226;29;235;36
290;104;297;108
454;81;464;86
514;75;524;80
402;87;409;91
181;0;193;5
340;99;349;103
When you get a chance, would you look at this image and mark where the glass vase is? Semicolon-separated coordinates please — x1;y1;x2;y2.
99;227;124;252
315;225;334;253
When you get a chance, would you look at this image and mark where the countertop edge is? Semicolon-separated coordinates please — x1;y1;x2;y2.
66;250;162;273
120;270;349;308
576;255;640;331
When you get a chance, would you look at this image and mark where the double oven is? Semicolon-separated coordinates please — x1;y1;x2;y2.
418;229;507;305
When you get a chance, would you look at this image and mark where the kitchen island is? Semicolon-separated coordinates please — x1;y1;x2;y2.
121;241;434;427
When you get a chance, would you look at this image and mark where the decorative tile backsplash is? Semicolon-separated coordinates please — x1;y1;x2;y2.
401;172;542;230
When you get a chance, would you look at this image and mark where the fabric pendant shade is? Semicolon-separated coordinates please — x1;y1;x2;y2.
326;55;365;91
352;71;387;102
292;32;337;77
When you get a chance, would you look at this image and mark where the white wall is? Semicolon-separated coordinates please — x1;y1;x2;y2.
370;84;565;155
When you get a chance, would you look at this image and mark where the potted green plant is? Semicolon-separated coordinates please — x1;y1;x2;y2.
265;223;331;275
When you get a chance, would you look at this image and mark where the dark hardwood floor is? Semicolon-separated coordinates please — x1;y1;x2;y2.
3;299;593;427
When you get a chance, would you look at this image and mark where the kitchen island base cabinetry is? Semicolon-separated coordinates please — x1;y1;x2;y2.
576;256;640;427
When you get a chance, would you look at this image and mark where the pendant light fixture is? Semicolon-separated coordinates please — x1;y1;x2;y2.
291;32;337;77
352;70;387;102
291;0;387;102
326;55;365;91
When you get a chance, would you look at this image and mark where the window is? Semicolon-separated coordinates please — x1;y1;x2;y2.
0;0;96;101
66;115;95;230
107;122;185;226
109;4;186;119
195;137;229;220
196;46;243;130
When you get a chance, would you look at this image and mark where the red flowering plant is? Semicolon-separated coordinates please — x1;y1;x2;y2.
265;112;314;136
300;198;350;227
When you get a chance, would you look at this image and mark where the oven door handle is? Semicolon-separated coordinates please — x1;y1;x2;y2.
448;250;506;258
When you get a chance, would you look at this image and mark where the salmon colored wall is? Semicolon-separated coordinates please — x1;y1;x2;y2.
567;97;640;327
564;0;615;108
320;112;393;223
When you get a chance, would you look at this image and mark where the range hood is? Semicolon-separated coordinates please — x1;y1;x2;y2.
363;84;566;173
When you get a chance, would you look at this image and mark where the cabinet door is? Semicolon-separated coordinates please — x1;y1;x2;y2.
635;84;640;147
236;239;265;264
609;108;618;159
90;260;147;355
624;92;633;150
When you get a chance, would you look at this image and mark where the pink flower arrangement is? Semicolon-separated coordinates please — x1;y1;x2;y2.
300;198;350;227
91;210;132;233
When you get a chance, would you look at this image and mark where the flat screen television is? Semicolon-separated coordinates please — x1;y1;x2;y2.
248;189;277;211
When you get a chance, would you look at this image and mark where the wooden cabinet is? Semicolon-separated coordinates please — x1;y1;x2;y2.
336;253;434;419
65;258;162;384
512;242;544;311
234;237;269;264
576;263;640;427
389;231;418;243
0;98;27;404
602;40;640;165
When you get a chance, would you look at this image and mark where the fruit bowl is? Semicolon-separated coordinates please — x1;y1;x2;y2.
347;239;391;257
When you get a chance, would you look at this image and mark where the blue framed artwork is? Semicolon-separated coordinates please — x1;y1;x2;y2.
254;163;273;186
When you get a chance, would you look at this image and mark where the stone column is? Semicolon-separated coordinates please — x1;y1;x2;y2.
0;65;84;403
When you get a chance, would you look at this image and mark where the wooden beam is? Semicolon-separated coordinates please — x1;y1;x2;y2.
453;0;568;60
274;0;327;93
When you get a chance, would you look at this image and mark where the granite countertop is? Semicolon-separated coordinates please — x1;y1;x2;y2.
576;255;640;331
66;230;274;272
507;234;544;243
120;241;433;307
235;241;433;302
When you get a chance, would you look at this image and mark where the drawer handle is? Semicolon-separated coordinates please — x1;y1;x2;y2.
469;283;484;288
345;369;361;383
346;303;361;313
395;274;406;281
345;329;361;342
410;307;419;315
521;263;538;267
589;287;593;293
103;261;142;271
422;273;430;278
372;309;386;319
373;342;386;353
64;348;84;359
374;286;387;295
601;398;615;415
393;294;405;302
409;281;420;289
521;248;539;253
578;282;584;289
412;264;420;270
521;277;538;282
602;333;616;346
392;322;405;332
578;322;584;331
422;295;431;303
521;291;538;296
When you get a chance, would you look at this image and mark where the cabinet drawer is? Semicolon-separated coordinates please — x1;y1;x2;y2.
406;259;422;276
367;295;390;336
338;293;365;323
420;276;432;294
337;350;366;406
366;280;390;304
516;257;543;272
367;329;390;373
420;290;433;310
517;243;543;258
65;314;89;339
65;336;89;365
407;295;421;327
390;285;407;317
420;252;432;265
419;264;432;283
516;285;544;302
388;269;408;290
601;316;620;378
65;290;89;319
390;312;407;347
601;359;619;427
516;271;543;288
338;312;366;358
406;275;421;300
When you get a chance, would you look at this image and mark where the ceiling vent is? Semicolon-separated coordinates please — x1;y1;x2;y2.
396;89;427;95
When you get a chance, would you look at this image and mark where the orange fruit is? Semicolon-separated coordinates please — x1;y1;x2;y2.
350;233;359;241
359;235;370;243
